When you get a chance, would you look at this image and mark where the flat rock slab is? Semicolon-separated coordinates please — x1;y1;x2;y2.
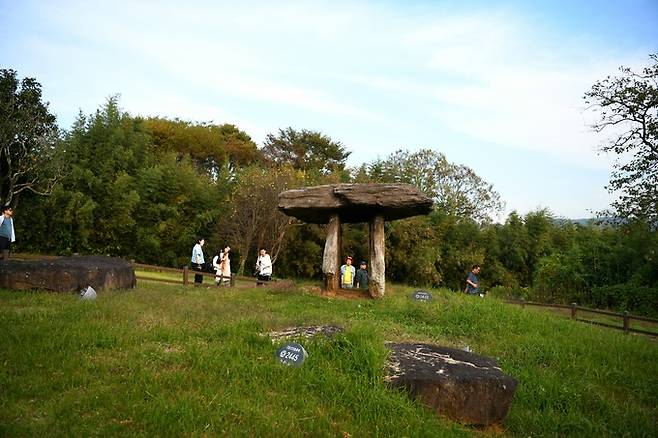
278;183;434;223
385;343;517;426
0;256;136;292
267;325;344;341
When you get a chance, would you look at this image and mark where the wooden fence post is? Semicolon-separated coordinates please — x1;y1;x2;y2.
183;266;189;286
571;303;577;320
623;311;630;332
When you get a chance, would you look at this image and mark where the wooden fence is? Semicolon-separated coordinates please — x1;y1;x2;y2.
505;298;658;337
133;262;257;287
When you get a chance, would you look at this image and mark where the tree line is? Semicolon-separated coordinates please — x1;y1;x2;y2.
1;56;656;317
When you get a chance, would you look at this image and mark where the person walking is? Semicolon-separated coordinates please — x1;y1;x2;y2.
465;264;483;297
340;256;356;289
191;237;205;286
255;248;272;286
0;206;16;261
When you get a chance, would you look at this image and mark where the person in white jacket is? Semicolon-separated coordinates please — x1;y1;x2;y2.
0;205;16;261
212;248;230;286
212;251;222;285
218;246;231;286
255;248;272;286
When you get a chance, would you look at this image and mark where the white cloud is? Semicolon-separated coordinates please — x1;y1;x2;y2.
343;12;648;169
11;0;656;218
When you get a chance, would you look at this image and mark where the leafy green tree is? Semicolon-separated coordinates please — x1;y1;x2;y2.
261;127;350;176
19;97;226;264
524;209;555;284
275;223;326;279
365;149;503;223
436;214;486;290
145;117;260;177
132;153;227;266
585;53;658;227
386;216;442;286
480;223;518;288
497;211;530;285
0;69;61;206
534;249;586;303
217;165;305;275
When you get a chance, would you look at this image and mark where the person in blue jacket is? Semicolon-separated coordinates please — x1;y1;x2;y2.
465;264;482;297
0;205;16;261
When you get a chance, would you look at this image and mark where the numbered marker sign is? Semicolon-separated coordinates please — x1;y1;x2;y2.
275;342;308;367
80;286;97;301
412;290;433;302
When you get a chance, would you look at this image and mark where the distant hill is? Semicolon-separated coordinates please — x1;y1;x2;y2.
553;217;620;227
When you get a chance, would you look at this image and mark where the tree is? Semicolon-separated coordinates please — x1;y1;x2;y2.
498;211;530;285
261;127;350;176
144;117;260;178
218;165;304;275
0;69;61;206
585;53;658;227
365;149;503;222
18;97;226;263
524;209;555;285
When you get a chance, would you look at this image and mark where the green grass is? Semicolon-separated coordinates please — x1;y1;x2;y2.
518;305;658;336
135;267;262;288
1;282;656;437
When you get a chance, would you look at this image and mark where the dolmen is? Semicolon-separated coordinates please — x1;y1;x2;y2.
279;183;433;298
0;255;136;293
385;343;517;426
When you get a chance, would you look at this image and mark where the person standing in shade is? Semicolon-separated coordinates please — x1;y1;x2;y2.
340;256;355;289
465;264;482;297
191;237;205;286
354;260;369;290
219;246;231;286
255;248;272;286
0;206;16;261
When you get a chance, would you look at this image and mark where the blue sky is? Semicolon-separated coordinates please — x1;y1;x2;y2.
2;0;657;219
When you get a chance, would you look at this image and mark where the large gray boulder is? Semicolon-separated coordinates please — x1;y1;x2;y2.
278;183;434;223
385;343;517;426
0;256;136;292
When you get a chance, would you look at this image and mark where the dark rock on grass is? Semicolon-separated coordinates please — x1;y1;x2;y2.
385;343;517;426
0;255;136;293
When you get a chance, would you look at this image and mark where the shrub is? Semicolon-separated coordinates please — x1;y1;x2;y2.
587;284;658;318
489;285;534;301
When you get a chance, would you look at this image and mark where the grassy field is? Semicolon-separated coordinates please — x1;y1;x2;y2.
1;281;656;437
134;268;258;288
503;302;658;336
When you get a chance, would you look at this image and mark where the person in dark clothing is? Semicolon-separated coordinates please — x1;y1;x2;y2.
354;260;369;290
465;264;482;296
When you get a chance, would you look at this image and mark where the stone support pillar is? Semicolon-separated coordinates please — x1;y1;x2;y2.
322;213;341;294
369;214;385;298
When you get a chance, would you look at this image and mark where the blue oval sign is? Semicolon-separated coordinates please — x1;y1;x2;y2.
275;342;308;367
412;290;433;301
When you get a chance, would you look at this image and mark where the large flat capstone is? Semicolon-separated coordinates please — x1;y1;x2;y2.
0;256;136;292
278;183;434;223
385;343;517;426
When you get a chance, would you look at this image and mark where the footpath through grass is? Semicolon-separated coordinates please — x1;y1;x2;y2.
1;282;656;437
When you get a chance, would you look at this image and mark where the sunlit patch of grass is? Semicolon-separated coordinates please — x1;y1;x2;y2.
0;283;656;437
